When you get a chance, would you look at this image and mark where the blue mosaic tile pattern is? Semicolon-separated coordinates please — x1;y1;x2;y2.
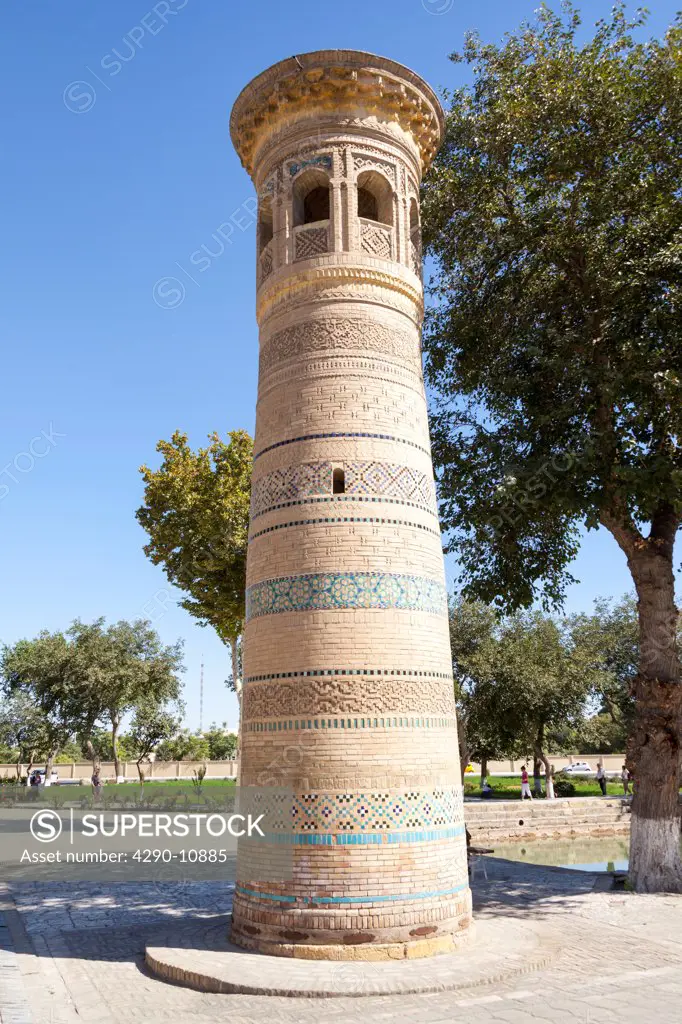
287;154;333;177
243;790;464;837
290;788;462;833
235;880;469;905
250;462;330;514
250;460;436;517
245;571;447;620
253;430;431;461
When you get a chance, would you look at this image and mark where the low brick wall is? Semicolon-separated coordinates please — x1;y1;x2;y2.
0;760;237;781
464;797;632;845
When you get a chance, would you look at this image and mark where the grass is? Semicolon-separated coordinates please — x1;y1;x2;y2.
0;776;237;808
464;773;627;799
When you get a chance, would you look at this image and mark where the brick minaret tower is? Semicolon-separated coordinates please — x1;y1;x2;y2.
230;50;472;959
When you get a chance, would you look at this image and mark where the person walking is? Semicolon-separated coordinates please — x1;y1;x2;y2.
596;763;607;796
520;765;533;800
91;769;103;802
621;764;630;796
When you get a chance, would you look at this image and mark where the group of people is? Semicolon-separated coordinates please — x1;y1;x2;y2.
517;763;633;799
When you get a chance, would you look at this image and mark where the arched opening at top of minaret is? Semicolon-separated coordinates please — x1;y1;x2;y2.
409;197;420;241
356;170;393;226
293;168;331;226
258;196;273;252
332;468;345;494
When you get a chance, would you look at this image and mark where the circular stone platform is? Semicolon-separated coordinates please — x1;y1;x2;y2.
145;916;561;997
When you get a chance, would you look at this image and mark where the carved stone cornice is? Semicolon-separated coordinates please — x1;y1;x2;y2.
256;263;424;326
231;50;444;180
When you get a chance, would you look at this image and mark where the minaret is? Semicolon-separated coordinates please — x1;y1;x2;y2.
230;50;472;959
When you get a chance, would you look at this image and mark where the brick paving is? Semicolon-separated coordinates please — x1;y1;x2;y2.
2;860;681;1023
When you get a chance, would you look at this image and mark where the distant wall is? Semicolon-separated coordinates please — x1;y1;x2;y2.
470;754;627;775
0;760;237;781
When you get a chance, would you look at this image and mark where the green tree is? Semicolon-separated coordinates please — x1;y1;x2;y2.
449;599;509;780
451;602;591;791
128;700;184;783
490;612;592;795
569;596;640;734
137;430;252;758
0;692;51;780
1;630;95;782
577;713;628;755
78;726;139;764
203;722;238;761
156;728;210;762
422;4;682;890
67;618;184;780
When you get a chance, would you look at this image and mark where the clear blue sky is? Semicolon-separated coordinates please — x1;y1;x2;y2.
1;0;679;731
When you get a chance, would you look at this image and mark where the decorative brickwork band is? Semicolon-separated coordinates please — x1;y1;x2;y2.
250;460;437;516
245;715;457;730
258;318;420;375
254;432;431;460
249;515;442;542
249;493;438;521
245;571;447;620
242;675;456;717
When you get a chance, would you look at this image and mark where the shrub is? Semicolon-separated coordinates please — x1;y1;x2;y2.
553;778;576;797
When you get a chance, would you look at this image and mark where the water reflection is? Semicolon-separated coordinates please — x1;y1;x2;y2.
493;836;630;872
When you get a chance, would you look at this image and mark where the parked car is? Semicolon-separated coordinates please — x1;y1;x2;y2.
560;761;592;775
29;768;59;785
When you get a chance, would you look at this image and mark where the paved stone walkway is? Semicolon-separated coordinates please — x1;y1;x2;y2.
1;860;681;1023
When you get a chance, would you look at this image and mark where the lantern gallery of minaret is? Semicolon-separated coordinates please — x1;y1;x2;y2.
229;50;472;960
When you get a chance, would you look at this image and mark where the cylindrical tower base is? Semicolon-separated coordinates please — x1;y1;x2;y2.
229;49;472;959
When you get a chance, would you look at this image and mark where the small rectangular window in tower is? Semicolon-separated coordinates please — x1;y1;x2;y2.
332;468;345;494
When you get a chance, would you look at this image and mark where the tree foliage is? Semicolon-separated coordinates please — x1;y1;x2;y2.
156;728;210;762
1;620;183;781
0;692;51;776
66;618;183;777
450;599;592;781
423;2;682;890
1;630;94;778
129;700;184;782
568;595;639;730
137;430;252;648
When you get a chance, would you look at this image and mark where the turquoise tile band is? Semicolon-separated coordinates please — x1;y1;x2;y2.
235;881;469;905
245;571;448;620
259;825;466;845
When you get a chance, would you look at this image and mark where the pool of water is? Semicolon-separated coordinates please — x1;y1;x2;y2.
493;836;632;873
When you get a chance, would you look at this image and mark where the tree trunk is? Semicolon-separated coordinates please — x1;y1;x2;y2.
534;733;554;800
480;755;488;784
533;725;549;799
44;748;57;787
85;739;101;775
25;748;36;786
136;758;147;785
532;751;543;795
627;549;682;893
111;714;121;782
